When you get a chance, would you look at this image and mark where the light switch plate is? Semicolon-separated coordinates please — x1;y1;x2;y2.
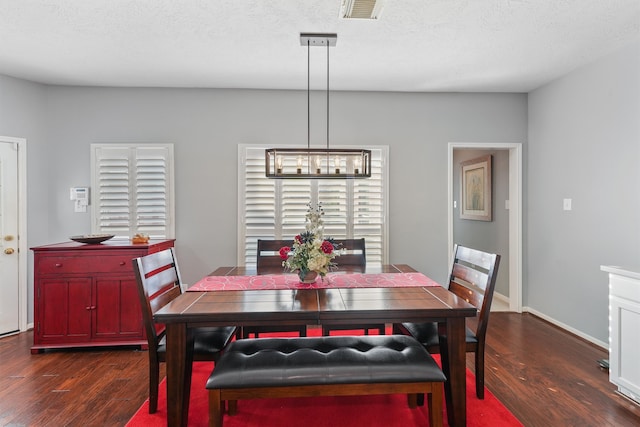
563;198;572;211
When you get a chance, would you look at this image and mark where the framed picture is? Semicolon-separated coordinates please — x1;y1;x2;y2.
460;155;492;221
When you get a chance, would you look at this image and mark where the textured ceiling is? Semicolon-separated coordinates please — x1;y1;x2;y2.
0;0;638;92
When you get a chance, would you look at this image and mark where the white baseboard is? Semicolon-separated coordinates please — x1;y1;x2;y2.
523;306;608;350
494;292;509;304
26;322;34;331
491;292;511;312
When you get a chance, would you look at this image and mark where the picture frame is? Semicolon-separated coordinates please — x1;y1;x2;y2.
460;155;492;221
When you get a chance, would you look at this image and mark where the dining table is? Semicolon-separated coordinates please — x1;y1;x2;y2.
154;264;477;427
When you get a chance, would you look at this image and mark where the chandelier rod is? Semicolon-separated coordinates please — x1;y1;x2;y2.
307;39;311;151
326;36;330;151
264;33;371;179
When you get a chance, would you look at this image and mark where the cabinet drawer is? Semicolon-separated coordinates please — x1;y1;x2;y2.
36;255;135;274
610;275;640;302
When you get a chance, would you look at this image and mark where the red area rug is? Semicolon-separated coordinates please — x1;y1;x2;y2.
126;340;522;426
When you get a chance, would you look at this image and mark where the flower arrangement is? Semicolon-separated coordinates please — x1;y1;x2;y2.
279;203;339;282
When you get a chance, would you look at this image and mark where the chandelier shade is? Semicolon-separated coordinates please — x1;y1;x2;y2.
265;33;371;179
265;148;371;178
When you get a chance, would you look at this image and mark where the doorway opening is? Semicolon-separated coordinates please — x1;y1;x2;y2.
447;142;522;312
0;136;27;336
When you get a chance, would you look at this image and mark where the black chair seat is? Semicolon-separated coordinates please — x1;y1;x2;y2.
158;326;237;356
399;322;478;348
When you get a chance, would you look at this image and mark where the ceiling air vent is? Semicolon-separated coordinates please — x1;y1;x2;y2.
340;0;385;20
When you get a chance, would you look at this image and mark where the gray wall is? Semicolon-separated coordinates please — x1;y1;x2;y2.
528;40;640;343
4;36;637;346
453;149;510;297
0;74;48;322
1;84;527;324
4;40;637;345
41;89;527;286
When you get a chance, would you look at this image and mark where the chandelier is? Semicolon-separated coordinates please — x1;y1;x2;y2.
265;33;371;179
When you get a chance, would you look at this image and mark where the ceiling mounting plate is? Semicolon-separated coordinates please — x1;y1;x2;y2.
300;33;337;47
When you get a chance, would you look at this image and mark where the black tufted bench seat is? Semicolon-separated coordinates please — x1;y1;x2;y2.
206;334;446;427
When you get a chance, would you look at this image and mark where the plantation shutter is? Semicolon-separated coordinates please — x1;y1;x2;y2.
354;153;385;262
91;144;174;239
241;146;277;264
239;145;388;267
318;179;348;239
281;179;312;238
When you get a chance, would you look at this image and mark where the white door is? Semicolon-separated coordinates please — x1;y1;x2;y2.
0;141;19;336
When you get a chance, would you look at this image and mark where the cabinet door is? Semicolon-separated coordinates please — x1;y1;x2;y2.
38;278;92;341
94;277;143;339
610;294;640;400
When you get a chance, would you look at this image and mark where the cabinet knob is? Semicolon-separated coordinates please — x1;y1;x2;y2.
119;261;126;266
4;248;14;255
55;263;62;267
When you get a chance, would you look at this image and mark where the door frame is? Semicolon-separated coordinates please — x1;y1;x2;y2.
447;142;522;312
0;136;28;333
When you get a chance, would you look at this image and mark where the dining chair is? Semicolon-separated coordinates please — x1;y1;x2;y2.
322;238;386;336
256;238;294;270
132;248;237;413
241;239;307;338
393;244;501;399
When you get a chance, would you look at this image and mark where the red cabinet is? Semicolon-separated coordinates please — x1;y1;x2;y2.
31;239;175;353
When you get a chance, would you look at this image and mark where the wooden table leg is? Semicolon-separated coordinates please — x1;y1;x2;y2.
165;323;194;427
444;317;466;427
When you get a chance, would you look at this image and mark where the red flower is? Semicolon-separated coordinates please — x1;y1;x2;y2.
321;240;334;254
279;246;291;260
295;235;303;244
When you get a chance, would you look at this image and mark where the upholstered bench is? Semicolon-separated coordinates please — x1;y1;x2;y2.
206;334;446;427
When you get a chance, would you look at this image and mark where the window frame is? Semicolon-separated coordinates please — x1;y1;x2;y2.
237;144;389;267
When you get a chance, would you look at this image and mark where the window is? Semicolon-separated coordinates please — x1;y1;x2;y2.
90;144;175;239
238;145;388;267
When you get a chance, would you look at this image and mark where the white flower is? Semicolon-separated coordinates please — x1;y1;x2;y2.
280;202;339;280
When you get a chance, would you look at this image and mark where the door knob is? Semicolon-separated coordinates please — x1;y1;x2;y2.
4;248;15;254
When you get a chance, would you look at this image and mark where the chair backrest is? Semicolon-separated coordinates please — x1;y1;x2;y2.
448;244;500;341
332;238;366;267
256;239;294;270
257;238;366;270
132;248;183;351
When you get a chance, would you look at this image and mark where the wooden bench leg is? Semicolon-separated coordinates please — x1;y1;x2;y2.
407;393;418;408
413;392;425;406
209;390;223;427
427;385;444;427
227;399;238;415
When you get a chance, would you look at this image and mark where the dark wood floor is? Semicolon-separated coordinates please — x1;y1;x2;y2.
481;313;639;427
1;313;639;426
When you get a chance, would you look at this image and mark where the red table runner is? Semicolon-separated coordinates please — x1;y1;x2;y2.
187;272;440;291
